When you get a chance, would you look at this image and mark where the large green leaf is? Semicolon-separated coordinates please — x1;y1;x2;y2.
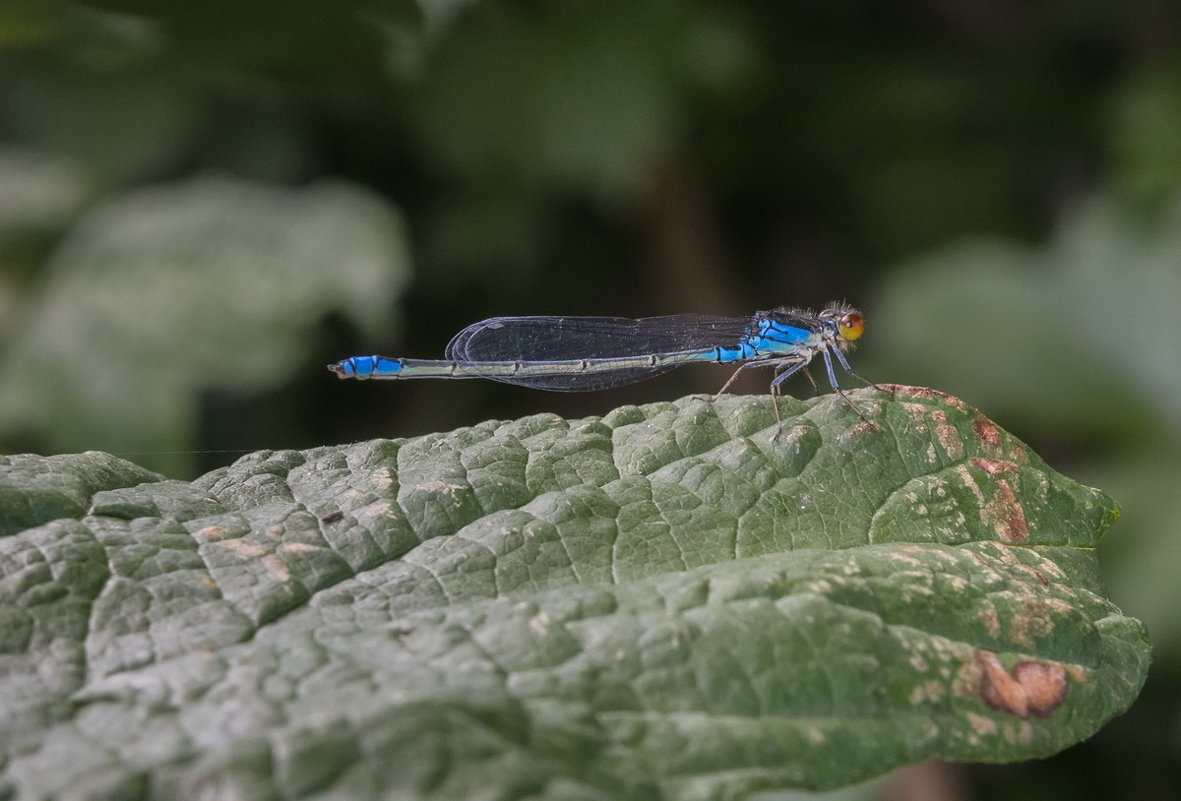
0;387;1148;800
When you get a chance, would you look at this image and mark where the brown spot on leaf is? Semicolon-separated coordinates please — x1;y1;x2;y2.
262;553;291;581
931;410;964;460
980;477;1029;542
1008;599;1059;649
976;604;1002;638
216;540;268;558
973;416;1002;450
962;461;1030;542
197;525;229;541
1010;441;1029;462
971;457;1018;477
884;385;970;411
781;424;812;444
967;712;998;737
848;420;879;438
976;650;1068;719
882;384;943;400
901;402;929;431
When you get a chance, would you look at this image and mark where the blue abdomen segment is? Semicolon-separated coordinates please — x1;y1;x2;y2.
371;357;404;376
333;356;404;378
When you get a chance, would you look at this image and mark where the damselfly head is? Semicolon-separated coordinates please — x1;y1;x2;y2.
819;305;865;343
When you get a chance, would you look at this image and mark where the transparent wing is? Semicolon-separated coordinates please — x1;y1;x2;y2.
444;314;758;391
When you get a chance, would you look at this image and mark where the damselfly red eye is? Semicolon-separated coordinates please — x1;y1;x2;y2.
839;312;864;342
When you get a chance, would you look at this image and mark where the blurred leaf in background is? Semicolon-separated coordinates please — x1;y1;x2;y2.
0;147;88;238
1110;58;1181;213
0;176;409;477
411;0;755;300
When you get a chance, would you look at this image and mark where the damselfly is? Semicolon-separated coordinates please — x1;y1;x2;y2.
329;303;871;414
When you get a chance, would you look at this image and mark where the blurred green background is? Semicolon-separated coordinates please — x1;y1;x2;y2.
1;1;1178;798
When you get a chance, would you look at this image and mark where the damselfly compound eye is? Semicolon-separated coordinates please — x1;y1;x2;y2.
839;312;864;342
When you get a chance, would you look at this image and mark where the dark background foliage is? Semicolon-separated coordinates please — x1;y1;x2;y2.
1;1;1178;798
